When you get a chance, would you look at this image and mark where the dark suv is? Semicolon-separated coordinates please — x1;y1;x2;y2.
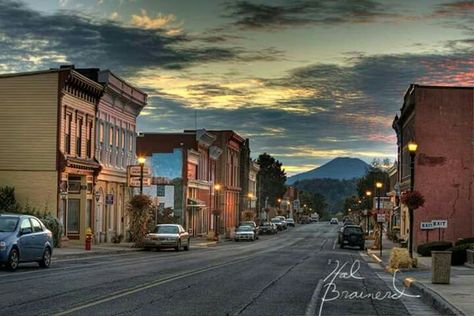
340;225;365;250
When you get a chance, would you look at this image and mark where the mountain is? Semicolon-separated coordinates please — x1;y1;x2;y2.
287;157;369;185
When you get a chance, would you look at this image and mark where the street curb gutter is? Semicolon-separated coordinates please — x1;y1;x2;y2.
52;248;141;260
365;250;465;316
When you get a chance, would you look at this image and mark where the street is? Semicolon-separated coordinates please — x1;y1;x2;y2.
0;223;438;316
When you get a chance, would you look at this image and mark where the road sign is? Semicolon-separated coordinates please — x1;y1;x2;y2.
432;220;448;228
377;214;385;223
420;222;433;230
128;165;151;177
293;199;300;211
128;177;151;187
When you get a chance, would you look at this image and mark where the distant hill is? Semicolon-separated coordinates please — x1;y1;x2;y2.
287;157;369;185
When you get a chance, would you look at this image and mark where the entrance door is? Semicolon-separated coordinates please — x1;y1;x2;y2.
67;199;80;234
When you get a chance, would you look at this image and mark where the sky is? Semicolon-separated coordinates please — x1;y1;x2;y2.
1;0;473;175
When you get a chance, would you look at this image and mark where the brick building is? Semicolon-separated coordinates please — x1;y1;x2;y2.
393;84;474;247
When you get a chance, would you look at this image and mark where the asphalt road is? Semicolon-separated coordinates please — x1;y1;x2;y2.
0;223;439;316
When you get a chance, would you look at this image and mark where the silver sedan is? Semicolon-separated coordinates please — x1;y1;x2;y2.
144;224;190;251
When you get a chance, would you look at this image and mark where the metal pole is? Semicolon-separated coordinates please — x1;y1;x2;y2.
140;162;144;195
409;152;415;259
377;188;382;258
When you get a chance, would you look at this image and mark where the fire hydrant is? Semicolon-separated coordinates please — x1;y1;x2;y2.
85;227;93;251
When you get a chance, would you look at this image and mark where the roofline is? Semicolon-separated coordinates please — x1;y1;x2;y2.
411;84;474;90
101;69;147;95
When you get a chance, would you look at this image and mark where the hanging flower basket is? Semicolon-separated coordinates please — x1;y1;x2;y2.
401;190;425;209
264;208;271;214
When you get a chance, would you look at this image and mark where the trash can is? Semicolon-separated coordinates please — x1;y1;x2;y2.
431;250;452;284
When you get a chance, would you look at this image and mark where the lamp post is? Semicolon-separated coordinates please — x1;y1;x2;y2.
408;141;418;259
137;157;146;195
214;184;221;240
365;190;372;234
248;193;253;212
376;182;383;257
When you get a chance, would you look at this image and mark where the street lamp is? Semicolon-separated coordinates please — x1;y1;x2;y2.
247;192;253;212
408;140;418;259
214;184;221;240
365;191;372;234
376;182;383;257
137;157;146;195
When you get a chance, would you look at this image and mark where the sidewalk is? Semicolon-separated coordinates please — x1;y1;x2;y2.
365;237;473;316
53;237;225;260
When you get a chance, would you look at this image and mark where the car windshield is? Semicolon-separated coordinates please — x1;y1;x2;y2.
0;217;18;232
154;225;179;234
344;227;362;234
287;219;294;222
238;226;252;231
261;223;271;226
271;219;280;223
241;222;255;227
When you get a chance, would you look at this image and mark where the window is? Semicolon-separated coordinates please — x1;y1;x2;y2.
65;113;72;154
20;218;32;233
121;130;125;149
115;128;119;147
129;133;133;152
30;218;43;233
99;122;104;143
76;117;83;157
157;185;165;197
109;126;114;146
68;176;81;193
87;121;93;158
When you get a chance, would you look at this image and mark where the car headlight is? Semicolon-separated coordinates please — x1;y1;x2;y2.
0;241;6;251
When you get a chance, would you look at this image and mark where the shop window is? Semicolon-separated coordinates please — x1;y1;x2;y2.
68;176;81;193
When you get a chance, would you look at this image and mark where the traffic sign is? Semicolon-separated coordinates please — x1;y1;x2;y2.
432;220;448;228
128;165;151;177
377;214;385;223
420;222;433;230
128;177;151;187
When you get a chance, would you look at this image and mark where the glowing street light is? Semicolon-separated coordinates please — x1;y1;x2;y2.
137;156;146;195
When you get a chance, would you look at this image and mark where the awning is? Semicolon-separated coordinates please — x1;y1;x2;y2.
187;198;206;208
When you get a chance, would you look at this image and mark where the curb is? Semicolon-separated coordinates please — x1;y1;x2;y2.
52;248;141;260
365;249;465;316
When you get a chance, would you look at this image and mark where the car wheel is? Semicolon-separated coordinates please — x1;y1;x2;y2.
184;239;190;251
39;247;51;268
6;248;19;271
175;240;181;252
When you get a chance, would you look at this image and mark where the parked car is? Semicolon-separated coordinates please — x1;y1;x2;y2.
274;216;288;229
338;220;358;243
144;224;190;251
259;222;277;235
300;215;311;224
240;221;259;239
286;218;295;227
340;225;365;250
234;225;256;241
330;218;339;224
271;218;284;231
0;214;53;271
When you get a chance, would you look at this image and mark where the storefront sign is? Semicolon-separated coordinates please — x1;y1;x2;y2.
128;177;151;187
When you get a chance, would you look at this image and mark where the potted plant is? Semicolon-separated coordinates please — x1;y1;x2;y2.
401;190;425;209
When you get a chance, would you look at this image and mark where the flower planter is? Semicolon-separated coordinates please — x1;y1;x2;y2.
466;249;474;268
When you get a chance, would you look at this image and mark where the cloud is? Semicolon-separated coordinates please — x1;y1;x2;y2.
130;9;178;30
224;0;396;31
431;0;474;31
0;0;283;73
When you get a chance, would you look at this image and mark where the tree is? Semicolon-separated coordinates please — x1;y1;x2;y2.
0;186;19;213
257;153;287;208
156;207;180;224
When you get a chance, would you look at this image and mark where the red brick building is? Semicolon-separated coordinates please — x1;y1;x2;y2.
393;84;474;247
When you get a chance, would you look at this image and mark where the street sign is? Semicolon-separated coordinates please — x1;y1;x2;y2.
128;165;151;176
377;214;385;223
420;222;433;230
128;177;151;187
293;199;300;211
432;220;448;228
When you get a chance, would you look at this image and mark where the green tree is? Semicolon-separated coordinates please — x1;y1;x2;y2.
356;160;390;209
0;186;19;213
257;153;287;207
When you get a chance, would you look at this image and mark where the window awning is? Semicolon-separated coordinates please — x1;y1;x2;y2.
187;198;206;208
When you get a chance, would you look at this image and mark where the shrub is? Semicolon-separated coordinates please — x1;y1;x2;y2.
449;243;474;265
389;247;414;269
127;195;153;247
41;214;63;248
417;241;453;256
0;186;20;213
455;237;474;246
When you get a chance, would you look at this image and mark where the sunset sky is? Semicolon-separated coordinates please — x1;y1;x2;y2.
1;0;474;175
